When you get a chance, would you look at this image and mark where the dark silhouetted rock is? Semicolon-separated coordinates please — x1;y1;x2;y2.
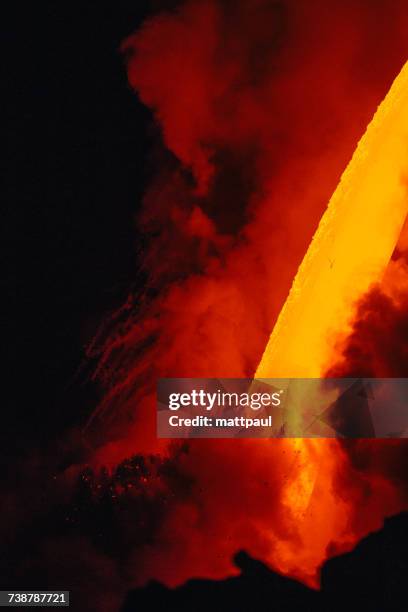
121;512;407;612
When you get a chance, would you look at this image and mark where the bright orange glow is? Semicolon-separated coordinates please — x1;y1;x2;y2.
89;4;408;592
256;60;408;380
253;61;408;584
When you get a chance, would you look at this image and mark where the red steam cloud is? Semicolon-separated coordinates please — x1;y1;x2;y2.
327;239;408;377
84;0;408;590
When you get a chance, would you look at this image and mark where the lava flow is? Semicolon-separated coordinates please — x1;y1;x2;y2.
252;59;408;580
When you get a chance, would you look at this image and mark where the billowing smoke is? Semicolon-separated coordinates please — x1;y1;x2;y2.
6;0;406;603
82;0;408;589
90;0;408;450
321;219;408;556
326;223;408;377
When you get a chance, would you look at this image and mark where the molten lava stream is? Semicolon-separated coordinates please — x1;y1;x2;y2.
254;60;408;585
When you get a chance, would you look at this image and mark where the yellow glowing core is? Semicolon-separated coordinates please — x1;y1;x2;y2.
256;61;408;379
254;61;408;584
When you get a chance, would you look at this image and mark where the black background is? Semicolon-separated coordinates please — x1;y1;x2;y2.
3;2;158;461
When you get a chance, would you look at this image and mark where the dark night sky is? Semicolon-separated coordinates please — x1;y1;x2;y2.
3;2;155;461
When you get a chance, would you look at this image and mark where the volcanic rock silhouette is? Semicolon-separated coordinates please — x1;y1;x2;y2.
121;512;408;612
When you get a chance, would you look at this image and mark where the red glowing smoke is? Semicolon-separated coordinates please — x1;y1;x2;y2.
86;0;408;589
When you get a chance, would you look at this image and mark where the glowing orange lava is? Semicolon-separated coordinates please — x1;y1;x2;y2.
253;60;408;585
